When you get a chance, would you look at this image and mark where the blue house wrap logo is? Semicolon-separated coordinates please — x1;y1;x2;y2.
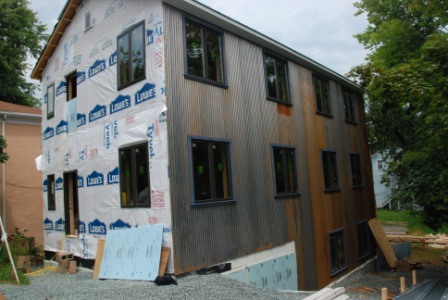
110;94;131;114
146;29;154;45
135;82;156;105
107;167;119;184
55;218;65;232
89;105;107;122
56;177;63;190
78;221;86;233
77;71;86;85
109;51;117;66
43;127;54;140
109;219;131;230
44;218;54;230
89;59;106;78
43;179;48;192
56;81;67;96
87;171;104;187
77;113;86;127
56;120;68;135
44;92;48;104
78;175;84;188
89;219;106;235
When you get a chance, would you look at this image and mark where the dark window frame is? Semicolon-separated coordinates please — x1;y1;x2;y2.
47;174;56;211
313;75;332;117
263;51;291;105
329;228;347;276
349;153;364;188
117;21;146;90
66;71;77;101
321;150;340;192
47;84;55;120
342;89;357;124
188;136;235;206
119;142;151;208
271;144;300;198
183;16;227;88
356;220;371;260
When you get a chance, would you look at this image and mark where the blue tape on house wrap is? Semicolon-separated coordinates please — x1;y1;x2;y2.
98;224;163;281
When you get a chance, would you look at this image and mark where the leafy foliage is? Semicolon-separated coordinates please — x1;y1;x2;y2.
0;0;47;107
0;135;8;163
350;0;448;229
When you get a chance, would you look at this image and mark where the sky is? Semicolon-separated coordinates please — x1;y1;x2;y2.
28;0;370;78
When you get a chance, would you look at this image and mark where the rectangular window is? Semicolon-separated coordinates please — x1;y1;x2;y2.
47;84;55;120
313;75;331;115
185;18;224;84
117;22;145;90
264;52;290;103
119;143;150;207
357;221;370;260
272;145;299;196
47;174;56;211
343;89;357;123
66;71;77;101
190;138;233;204
329;229;347;276
377;159;383;170
322;150;340;191
350;153;363;187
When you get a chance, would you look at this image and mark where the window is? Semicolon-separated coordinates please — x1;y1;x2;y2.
322;150;339;191
119;143;150;207
66;71;77;101
377;159;383;170
313;75;331;115
47;174;56;211
185;18;224;84
264;52;290;103
47;84;55;119
190;138;233;204
357;221;370;260
343;89;356;123
117;22;145;90
350;153;363;187
272;145;299;196
329;229;347;276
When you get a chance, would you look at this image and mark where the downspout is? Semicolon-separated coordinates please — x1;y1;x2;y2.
2;115;6;228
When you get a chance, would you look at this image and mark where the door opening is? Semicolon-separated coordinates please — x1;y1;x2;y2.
64;171;79;235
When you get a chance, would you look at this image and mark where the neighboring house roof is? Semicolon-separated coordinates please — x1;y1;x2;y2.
31;0;362;92
0;101;41;125
0;101;41;115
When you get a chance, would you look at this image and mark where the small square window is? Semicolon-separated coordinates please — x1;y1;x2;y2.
117;22;145;90
272;145;299;197
47;84;55;120
357;221;371;260
190;138;233;204
264;52;290;104
119;143;150;207
377;159;383;170
329;229;347;276
185;18;225;84
47;174;56;211
322;150;340;191
350;153;363;188
313;75;331;115
343;89;357;123
66;71;77;101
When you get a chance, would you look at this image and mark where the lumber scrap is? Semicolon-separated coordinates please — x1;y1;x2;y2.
93;239;105;280
368;218;398;268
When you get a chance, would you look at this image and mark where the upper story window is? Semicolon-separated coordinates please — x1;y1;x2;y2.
47;174;56;211
271;145;299;197
119;142;150;208
264;52;290;104
322;150;340;191
343;89;357;123
350;153;363;188
189;137;233;205
47;84;55;120
185;18;225;85
117;21;145;90
313;75;331;116
66;71;77;101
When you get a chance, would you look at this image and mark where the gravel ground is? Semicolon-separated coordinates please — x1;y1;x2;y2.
1;263;447;299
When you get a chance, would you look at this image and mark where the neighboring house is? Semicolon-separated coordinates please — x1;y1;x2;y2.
31;0;376;289
0;101;43;246
371;152;394;208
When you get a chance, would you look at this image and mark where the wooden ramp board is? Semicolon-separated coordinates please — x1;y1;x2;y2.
93;239;105;280
368;218;398;268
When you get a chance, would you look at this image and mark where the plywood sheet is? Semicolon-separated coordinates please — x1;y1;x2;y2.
368;218;397;268
98;224;163;281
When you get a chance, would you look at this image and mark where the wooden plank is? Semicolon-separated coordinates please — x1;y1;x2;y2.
92;239;105;280
368;218;398;268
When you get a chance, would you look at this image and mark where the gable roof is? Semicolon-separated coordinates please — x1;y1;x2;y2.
32;0;362;92
0;101;41;116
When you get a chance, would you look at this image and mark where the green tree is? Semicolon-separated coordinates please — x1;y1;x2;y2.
0;135;8;163
0;0;47;107
349;0;448;229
